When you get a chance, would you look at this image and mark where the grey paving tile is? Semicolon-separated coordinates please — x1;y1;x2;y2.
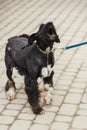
0;0;87;130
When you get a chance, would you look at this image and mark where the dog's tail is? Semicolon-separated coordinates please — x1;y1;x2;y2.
19;34;30;39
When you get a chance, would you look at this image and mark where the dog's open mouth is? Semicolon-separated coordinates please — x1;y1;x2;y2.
47;27;55;39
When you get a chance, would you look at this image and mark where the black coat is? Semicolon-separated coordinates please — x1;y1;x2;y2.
6;36;54;79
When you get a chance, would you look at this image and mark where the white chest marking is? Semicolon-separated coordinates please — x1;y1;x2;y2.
41;65;53;78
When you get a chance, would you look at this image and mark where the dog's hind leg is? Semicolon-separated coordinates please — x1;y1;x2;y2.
5;53;16;100
5;67;16;100
25;76;45;115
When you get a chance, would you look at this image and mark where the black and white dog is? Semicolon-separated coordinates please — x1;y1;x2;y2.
5;22;60;114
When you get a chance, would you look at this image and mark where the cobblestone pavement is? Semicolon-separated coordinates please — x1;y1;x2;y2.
0;0;87;130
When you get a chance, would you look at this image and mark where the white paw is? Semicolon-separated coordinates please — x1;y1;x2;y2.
44;93;52;105
37;77;44;92
44;87;53;105
38;85;44;92
44;84;50;91
6;87;16;100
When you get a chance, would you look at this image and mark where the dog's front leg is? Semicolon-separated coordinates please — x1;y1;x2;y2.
43;71;54;105
25;76;44;115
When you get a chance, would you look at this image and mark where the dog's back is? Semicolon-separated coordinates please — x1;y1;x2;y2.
5;37;31;69
8;36;28;50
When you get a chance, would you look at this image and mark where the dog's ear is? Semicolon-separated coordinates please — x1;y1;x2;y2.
39;24;44;31
36;24;45;40
29;33;37;45
21;33;37;49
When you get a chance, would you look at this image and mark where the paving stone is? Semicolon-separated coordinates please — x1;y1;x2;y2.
52;95;64;106
57;79;72;86
77;70;87;78
34;112;55;124
82;93;87;103
22;107;33;114
71;82;86;89
85;88;87;93
16;93;27;99
72;116;87;129
30;124;49;130
10;120;31;130
51;122;69;130
69;88;84;94
0;116;14;125
0;0;87;130
2;109;19;116
53;90;66;96
0;99;9;105
61;71;76;77
44;105;59;112
18;113;35;120
7;104;23;110
0;90;7;98
70;129;82;130
11;98;27;104
0;125;9;130
0;87;3;92
59;104;77;116
60;75;74;80
77;109;87;116
74;77;87;83
55;115;72;122
0;105;5;112
55;84;69;91
79;104;87;109
64;93;82;104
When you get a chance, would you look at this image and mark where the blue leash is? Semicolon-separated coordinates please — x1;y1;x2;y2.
53;41;87;53
64;41;87;50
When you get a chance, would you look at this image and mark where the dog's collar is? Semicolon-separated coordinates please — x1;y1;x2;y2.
36;45;51;55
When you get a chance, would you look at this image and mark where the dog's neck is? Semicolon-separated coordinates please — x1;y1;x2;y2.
36;44;51;54
36;37;53;54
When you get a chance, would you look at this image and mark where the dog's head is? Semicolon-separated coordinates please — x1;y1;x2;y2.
36;22;60;51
